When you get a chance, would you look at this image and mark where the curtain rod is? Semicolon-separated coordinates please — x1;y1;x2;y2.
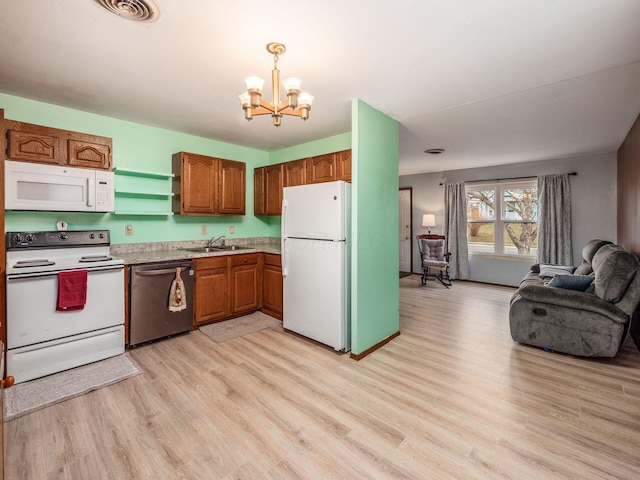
439;172;577;186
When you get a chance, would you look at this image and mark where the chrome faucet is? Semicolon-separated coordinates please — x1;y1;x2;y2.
208;235;226;247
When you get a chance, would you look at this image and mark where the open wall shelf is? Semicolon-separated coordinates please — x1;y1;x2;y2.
113;167;174;215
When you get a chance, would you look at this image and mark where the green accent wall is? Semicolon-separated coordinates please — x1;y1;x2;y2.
1;93;276;242
350;99;400;355
268;132;352;164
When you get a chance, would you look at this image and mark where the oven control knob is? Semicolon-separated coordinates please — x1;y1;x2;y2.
98;233;104;239
89;233;95;239
25;234;35;243
59;233;68;241
12;234;24;244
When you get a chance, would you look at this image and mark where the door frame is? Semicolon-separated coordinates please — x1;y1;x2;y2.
399;187;413;273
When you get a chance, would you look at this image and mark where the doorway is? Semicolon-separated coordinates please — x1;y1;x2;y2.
399;188;412;276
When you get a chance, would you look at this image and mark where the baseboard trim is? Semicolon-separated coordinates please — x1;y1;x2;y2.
456;279;518;289
350;330;401;361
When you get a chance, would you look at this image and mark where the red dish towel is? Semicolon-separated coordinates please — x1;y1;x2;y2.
56;270;88;312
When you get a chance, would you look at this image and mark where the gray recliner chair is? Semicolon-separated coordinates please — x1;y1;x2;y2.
509;239;640;357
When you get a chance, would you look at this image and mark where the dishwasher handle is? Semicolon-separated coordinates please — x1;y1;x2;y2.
134;265;192;276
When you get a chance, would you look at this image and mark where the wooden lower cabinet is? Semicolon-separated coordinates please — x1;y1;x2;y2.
194;253;282;326
194;256;230;325
262;254;283;320
230;254;261;315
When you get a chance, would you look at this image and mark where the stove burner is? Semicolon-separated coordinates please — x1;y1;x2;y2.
79;255;113;263
14;259;56;268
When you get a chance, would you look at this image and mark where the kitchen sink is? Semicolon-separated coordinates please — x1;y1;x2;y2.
183;245;253;253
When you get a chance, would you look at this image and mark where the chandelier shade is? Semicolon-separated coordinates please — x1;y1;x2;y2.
239;43;314;127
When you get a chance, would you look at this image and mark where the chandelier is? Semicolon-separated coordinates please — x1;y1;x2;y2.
239;43;314;127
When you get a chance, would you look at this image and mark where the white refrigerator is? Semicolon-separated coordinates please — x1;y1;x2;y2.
281;180;351;351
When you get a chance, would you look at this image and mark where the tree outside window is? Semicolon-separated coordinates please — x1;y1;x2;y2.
467;181;538;256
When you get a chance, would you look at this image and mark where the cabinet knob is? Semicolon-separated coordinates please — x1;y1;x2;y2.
1;376;15;388
244;258;248;263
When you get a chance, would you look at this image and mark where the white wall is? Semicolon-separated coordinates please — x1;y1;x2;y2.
399;152;617;286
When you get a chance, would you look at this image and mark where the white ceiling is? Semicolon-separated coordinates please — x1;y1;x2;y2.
1;1;639;175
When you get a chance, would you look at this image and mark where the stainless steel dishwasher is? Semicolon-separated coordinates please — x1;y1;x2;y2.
129;260;194;346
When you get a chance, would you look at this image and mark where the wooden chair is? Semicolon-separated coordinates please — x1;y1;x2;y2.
416;234;452;288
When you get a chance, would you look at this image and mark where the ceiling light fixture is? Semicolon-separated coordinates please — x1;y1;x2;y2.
424;148;445;155
239;43;314;127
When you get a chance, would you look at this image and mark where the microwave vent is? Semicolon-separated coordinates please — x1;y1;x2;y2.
96;0;159;22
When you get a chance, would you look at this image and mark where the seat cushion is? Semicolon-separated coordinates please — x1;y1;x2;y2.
420;239;446;262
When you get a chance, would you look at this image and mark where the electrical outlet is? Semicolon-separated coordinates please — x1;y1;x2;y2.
125;222;133;236
201;225;207;235
229;225;234;234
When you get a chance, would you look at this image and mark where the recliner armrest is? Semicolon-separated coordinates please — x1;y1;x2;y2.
518;285;629;323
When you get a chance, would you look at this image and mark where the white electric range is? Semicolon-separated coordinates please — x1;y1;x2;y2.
5;230;125;383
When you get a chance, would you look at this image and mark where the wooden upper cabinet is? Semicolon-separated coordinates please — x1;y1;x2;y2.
254;149;351;216
67;138;111;169
173;152;246;216
5;120;112;170
336;149;352;182
306;153;337;184
219;159;246;215
284;159;306;187
264;164;283;215
174;152;218;214
7;127;62;165
254;167;266;216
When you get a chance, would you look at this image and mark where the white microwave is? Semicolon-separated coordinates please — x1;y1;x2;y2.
4;160;115;212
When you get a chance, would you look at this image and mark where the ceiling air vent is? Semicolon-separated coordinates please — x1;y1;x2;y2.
96;0;159;22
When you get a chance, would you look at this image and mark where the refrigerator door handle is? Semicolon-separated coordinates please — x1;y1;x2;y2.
281;198;288;236
281;237;288;277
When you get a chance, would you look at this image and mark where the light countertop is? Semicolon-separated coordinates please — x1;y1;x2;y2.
111;238;280;265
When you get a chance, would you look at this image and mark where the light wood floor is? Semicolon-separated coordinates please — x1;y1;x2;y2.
5;276;640;479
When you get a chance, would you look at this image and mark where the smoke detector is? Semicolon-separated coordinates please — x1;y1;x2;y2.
96;0;160;22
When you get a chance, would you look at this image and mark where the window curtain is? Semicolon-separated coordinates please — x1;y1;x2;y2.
444;183;470;279
537;174;572;265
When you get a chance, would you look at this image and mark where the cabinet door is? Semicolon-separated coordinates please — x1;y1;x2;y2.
218;159;246;215
6;123;63;165
176;152;218;214
262;254;283;320
68;138;111;170
284;159;307;187
195;265;229;324
254;167;266;216
264;164;283;215
336;150;352;183
306;153;336;184
230;254;260;314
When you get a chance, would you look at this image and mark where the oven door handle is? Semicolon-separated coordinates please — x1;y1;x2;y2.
133;266;192;276
7;265;124;280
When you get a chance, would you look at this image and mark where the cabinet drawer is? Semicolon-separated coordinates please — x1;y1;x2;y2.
229;253;259;266
195;256;228;270
263;253;281;267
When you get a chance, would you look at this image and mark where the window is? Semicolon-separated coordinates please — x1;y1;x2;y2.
466;180;538;257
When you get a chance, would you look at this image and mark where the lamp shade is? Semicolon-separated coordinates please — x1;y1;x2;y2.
422;214;436;228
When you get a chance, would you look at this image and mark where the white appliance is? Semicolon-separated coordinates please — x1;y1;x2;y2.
5;230;124;383
4;160;115;212
281;180;351;351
